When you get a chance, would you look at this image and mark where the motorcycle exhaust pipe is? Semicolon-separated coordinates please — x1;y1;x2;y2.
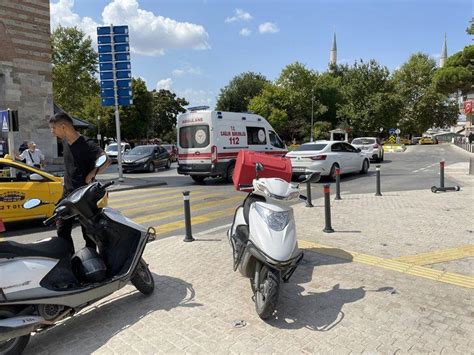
0;316;45;342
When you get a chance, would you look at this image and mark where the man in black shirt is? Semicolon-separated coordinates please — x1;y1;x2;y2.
49;112;111;252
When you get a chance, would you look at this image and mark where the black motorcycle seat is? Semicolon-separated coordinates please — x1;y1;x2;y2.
0;237;72;259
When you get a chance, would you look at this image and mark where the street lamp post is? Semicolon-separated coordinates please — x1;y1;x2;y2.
97;115;101;148
310;88;314;142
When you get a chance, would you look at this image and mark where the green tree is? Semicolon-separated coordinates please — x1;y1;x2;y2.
393;53;458;134
467;17;473;35
335;60;402;136
216;72;269;112
433;45;474;95
150;89;188;140
51;26;99;116
313;121;332;140
249;62;327;141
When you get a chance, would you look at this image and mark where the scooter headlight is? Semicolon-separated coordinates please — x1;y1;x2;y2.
254;203;291;231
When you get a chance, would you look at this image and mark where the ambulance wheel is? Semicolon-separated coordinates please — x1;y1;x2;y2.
191;175;206;183
226;164;235;183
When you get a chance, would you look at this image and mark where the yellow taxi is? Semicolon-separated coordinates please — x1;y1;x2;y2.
419;137;434;145
399;137;411;145
0;155;107;223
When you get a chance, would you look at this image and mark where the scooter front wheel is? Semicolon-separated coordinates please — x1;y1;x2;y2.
131;258;155;295
0;306;31;355
254;266;280;320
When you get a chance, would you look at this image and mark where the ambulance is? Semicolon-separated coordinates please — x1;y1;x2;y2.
177;107;287;183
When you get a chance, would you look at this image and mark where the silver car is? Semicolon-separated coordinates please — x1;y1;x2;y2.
351;137;384;162
286;141;370;180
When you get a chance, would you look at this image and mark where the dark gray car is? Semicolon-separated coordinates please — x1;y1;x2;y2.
122;145;171;173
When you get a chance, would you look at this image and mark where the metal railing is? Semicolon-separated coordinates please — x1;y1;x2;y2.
454;140;474;153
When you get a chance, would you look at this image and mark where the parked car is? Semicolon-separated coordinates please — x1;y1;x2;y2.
105;142;131;163
399;137;411;145
162;144;178;162
350;137;384;162
285;141;370;181
419;137;434;145
122;145;171;173
411;137;422;145
0;155;107;223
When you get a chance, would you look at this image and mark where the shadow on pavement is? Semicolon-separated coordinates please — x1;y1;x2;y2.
26;273;201;354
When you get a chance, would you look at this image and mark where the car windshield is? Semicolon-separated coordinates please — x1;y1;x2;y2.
129;146;154;155
352;138;375;145
106;145;118;152
294;144;327;152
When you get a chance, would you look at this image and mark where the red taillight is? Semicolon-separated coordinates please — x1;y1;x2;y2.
373;144;379;148
211;145;218;164
310;155;326;161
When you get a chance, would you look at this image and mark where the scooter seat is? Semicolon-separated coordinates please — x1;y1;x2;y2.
0;237;72;259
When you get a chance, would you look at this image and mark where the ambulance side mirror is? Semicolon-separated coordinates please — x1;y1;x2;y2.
255;162;264;179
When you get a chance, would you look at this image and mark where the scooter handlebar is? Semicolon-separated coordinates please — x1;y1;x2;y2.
43;213;58;226
100;180;115;190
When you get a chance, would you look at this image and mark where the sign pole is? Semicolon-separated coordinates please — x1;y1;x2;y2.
7;109;15;158
110;24;124;183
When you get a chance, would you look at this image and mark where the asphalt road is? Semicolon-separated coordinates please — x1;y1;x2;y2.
2;144;470;246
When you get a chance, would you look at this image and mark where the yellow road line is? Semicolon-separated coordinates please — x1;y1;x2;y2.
117;192;225;215
110;190;209;209
392;245;474;265
109;187;186;204
298;240;474;289
133;195;242;224
153;206;237;235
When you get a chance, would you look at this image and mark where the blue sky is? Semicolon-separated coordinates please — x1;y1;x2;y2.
50;0;472;109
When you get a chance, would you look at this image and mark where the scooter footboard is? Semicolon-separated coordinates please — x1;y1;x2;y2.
0;316;45;342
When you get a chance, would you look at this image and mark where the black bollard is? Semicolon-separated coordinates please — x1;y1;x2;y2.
323;184;334;233
182;191;195;242
335;167;342;200
305;179;314;208
375;165;382;196
439;160;445;188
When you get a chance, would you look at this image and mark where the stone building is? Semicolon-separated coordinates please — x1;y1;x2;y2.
0;0;56;160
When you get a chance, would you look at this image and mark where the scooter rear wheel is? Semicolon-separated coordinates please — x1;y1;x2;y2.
0;306;30;355
254;266;280;320
131;258;155;295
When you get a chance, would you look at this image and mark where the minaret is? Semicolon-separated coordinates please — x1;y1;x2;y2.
440;33;447;67
330;32;337;66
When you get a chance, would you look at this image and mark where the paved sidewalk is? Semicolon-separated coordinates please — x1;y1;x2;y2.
25;163;474;354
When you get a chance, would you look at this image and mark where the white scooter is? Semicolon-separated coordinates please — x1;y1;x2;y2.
228;163;320;319
0;156;155;355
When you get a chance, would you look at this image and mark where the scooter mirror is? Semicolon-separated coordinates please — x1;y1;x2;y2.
255;162;264;172
23;198;42;209
95;155;107;168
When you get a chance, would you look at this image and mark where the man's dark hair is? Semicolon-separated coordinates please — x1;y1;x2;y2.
49;112;74;126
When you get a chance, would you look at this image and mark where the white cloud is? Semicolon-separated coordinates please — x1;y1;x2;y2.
225;9;253;23
50;0;210;56
258;22;279;34
156;78;173;90
239;28;251;37
178;89;214;108
172;65;202;77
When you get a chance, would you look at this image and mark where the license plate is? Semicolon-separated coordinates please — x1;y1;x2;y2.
293;167;305;172
361;146;369;150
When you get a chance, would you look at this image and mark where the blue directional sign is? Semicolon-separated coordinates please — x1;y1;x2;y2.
388;128;396;135
1;110;9;132
97;25;133;107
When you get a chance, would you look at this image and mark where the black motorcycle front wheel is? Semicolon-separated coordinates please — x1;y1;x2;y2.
0;306;30;355
131;258;155;295
254;266;280;320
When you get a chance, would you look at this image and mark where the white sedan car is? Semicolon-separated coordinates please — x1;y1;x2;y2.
351;137;384;162
286;141;370;180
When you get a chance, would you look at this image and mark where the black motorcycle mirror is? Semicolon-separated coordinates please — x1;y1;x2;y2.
255;162;264;179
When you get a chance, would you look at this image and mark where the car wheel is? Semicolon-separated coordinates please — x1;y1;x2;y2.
226;164;235;183
148;162;155;172
329;163;339;181
165;159;171;170
360;159;369;174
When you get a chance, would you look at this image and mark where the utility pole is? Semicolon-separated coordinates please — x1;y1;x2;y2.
310;87;314;142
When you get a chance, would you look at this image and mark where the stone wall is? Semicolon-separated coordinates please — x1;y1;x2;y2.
0;0;56;160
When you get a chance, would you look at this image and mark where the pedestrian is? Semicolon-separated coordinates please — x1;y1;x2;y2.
48;112;111;253
16;141;45;169
19;140;28;154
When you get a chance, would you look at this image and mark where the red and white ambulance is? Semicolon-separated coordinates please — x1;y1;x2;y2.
177;107;287;183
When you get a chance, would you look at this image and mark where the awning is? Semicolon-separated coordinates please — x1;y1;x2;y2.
53;103;96;130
